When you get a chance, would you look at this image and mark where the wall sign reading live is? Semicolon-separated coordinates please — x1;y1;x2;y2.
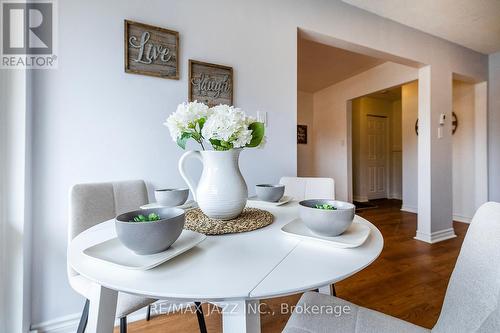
1;0;58;69
124;20;179;79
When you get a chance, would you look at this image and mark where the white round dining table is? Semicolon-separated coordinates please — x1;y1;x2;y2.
68;201;383;333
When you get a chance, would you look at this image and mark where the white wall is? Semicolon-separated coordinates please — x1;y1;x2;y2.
28;0;489;326
489;52;500;202
0;70;32;333
401;82;419;211
391;100;403;199
452;81;476;221
351;99;363;200
0;69;5;333
297;91;314;176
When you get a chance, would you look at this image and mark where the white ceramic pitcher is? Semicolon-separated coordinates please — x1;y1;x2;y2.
178;149;248;220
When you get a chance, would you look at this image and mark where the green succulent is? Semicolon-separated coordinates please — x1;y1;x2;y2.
132;213;161;222
314;204;337;210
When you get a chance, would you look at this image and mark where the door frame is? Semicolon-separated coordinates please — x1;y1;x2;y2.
365;114;390;200
347;95;400;204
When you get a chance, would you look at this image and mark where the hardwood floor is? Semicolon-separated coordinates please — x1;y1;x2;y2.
116;199;468;332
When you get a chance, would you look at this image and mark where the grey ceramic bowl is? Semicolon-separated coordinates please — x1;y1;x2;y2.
154;188;189;207
115;207;185;255
299;199;355;237
255;184;285;202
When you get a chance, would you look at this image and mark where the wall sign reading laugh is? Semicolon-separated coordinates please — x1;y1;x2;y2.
189;60;233;106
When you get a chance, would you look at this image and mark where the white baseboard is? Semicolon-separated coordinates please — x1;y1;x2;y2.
400;205;417;214
401;206;472;224
401;205;466;242
414;228;457;244
388;193;402;200
353;195;368;202
453;214;472;224
29;313;81;333
30;301;193;333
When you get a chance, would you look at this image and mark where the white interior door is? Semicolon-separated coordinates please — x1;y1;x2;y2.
366;115;389;199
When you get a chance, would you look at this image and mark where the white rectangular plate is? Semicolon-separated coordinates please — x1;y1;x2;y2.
140;200;197;210
83;229;206;270
281;218;370;248
247;195;293;206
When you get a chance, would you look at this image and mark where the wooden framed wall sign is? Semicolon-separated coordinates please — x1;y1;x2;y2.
189;60;233;106
124;20;179;79
297;125;307;144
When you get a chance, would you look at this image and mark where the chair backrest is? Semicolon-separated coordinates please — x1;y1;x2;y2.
279;177;335;201
432;202;500;333
67;180;148;277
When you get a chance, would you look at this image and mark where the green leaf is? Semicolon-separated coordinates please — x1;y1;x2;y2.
209;138;233;151
132;214;147;222
209;139;224;150
177;132;192;150
191;131;201;141
314;204;336;210
197;117;206;131
220;140;232;149
209;138;221;149
148;213;161;221
246;122;265;148
132;213;162;222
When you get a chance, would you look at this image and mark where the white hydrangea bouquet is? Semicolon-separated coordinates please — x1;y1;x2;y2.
164;101;265;150
166;101;265;220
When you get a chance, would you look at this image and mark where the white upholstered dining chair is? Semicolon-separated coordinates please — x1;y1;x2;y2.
68;180;207;333
280;176;337;296
279;177;335;201
283;201;500;333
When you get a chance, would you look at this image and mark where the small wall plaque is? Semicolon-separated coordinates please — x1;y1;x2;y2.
297;125;308;144
189;60;233;106
124;20;179;79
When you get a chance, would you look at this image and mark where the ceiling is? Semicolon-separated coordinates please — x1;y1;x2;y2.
298;38;384;92
342;0;500;55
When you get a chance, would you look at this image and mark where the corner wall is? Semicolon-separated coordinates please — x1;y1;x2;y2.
0;70;32;333
297;91;314;176
401;82;419;211
391;99;403;199
452;81;476;221
489;52;500;202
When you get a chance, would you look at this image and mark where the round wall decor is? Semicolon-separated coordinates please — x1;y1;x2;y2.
415;112;458;135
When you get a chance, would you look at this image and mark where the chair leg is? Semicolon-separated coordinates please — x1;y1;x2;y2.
194;302;208;333
146;304;151;321
120;316;127;333
316;284;337;296
77;299;90;333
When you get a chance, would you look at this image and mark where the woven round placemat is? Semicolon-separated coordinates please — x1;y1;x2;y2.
185;207;274;235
